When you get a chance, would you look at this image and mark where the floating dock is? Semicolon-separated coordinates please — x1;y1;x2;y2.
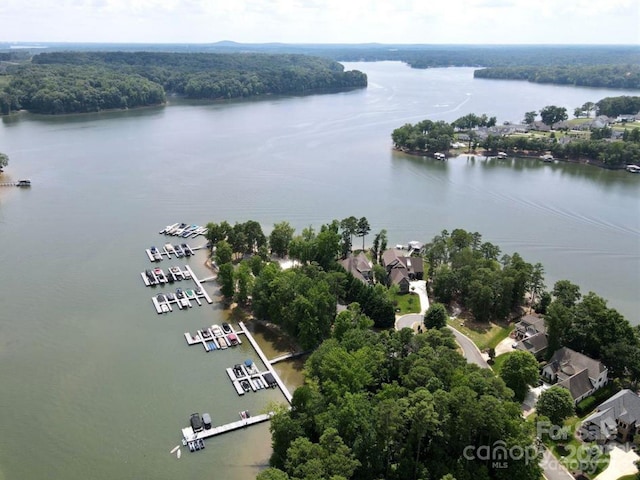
184;325;242;351
145;243;203;262
160;223;208;238
148;265;213;314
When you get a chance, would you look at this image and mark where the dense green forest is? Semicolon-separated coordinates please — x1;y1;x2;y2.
0;51;367;114
3;44;637;90
261;327;541;480
206;218;394;349
392;102;640;167
473;64;640;89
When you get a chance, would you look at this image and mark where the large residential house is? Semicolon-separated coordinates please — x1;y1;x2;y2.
542;347;608;404
580;389;640;443
381;249;424;294
514;315;548;358
339;252;372;285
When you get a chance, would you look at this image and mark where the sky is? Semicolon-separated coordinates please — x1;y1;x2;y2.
1;0;639;45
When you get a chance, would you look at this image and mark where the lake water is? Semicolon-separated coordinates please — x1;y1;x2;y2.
0;62;638;480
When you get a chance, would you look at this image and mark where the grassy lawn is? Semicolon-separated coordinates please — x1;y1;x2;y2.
391;292;421;315
447;317;514;351
541;415;611;477
491;350;515;373
616;475;637;480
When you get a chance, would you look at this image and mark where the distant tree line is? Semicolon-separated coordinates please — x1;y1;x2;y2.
392;100;640;167
0;51;367;115
473;64;640;89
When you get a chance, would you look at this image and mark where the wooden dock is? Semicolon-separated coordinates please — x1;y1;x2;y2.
181;413;272;442
237;321;293;404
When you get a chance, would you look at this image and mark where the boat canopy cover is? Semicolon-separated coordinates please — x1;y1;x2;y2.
244;359;252;367
263;372;276;384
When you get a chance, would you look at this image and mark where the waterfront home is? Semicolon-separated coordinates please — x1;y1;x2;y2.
339;252;372;285
580;389;640;443
515;315;546;340
514;332;548;359
382;249;424;294
542;347;608;404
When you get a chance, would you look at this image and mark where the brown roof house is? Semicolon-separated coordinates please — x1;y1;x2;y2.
514;315;548;358
339;252;373;285
542;347;608;404
580;389;640;443
381;249;424;293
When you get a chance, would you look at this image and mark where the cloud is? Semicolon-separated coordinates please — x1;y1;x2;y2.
0;0;638;44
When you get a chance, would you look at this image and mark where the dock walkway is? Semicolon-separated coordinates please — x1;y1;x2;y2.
269;351;309;365
237;321;293;404
182;413;272;442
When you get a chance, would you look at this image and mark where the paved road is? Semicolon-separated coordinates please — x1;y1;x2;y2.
541;446;574;480
447;326;489;369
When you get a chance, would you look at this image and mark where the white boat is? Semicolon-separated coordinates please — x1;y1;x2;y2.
626;164;640;173
211;324;224;337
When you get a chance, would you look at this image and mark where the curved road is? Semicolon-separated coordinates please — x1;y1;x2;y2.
447;326;489;369
394;286;570;479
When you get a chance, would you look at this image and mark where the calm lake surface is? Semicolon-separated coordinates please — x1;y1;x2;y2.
0;62;638;480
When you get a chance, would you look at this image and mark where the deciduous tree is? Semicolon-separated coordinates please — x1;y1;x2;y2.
499;351;539;402
536;386;575;426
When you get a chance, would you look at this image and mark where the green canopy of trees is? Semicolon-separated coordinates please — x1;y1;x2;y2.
424;229;537;322
267;326;542;480
544;282;640;383
0;51;367;115
473;64;640;89
535;386;575;426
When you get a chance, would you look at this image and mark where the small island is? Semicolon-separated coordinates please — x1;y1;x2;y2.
391;96;640;170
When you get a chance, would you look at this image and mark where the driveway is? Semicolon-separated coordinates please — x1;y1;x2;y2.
394;280;429;332
595;443;639;480
395;313;423;332
409;280;429;314
495;335;517;357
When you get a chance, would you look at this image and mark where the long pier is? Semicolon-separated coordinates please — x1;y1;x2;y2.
183;265;213;305
181;413;272;443
237;321;293;404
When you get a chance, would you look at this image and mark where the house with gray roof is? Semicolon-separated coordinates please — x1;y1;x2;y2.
542;347;608;403
515;315;546;339
580;389;640;443
515;332;548;358
514;315;548;357
339;252;372;285
381;249;424;293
